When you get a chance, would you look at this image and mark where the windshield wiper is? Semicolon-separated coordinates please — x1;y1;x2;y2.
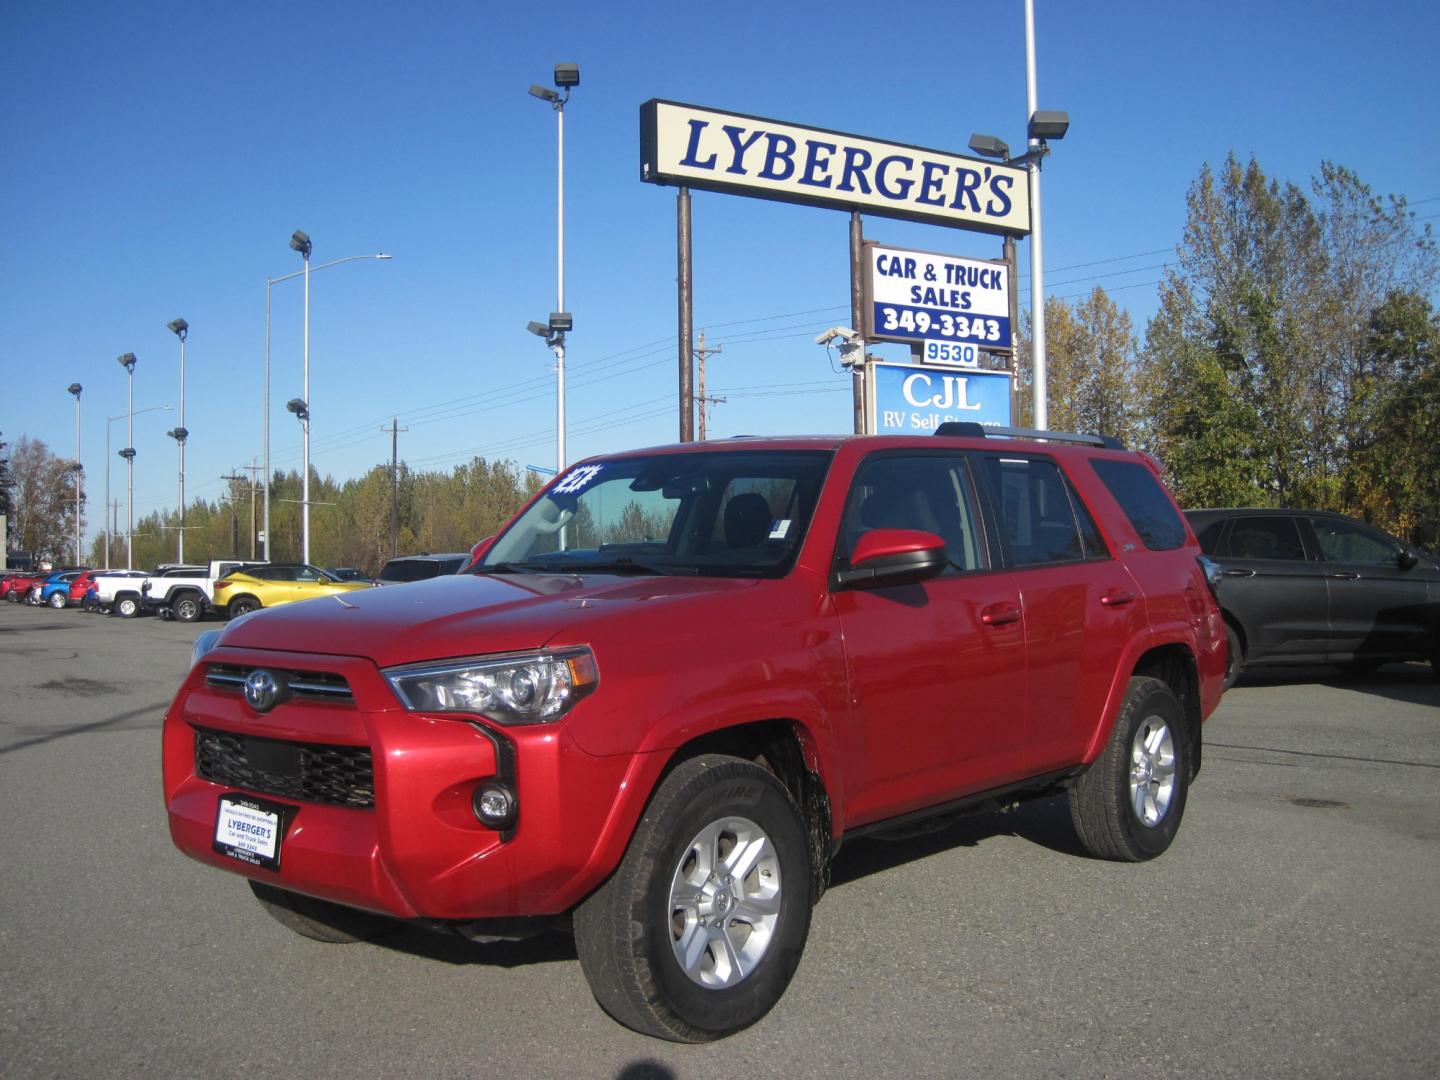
472;561;555;575
572;558;699;577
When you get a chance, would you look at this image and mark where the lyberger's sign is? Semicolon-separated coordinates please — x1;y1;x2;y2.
640;100;1030;236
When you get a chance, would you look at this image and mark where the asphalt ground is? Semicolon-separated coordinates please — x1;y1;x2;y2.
0;600;1436;1079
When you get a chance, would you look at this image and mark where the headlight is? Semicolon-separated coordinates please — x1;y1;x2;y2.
384;647;599;725
190;628;223;669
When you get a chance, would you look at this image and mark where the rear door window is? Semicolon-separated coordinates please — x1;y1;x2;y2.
977;456;1106;567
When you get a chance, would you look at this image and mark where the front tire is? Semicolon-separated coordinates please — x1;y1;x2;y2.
573;755;813;1042
228;596;260;618
248;880;396;944
1068;676;1191;862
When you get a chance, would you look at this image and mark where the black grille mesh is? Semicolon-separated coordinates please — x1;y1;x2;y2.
194;726;374;808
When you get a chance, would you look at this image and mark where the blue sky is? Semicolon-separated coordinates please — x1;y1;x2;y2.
4;0;1438;550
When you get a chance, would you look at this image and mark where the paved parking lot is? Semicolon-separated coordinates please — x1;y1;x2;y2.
0;601;1436;1079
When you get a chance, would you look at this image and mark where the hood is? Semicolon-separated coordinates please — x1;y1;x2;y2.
215;571;760;667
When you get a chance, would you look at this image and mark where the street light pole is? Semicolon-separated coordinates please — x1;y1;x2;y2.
264;249;389;563
167;318;189;563
289;230;313;565
117;353;137;569
106;404;171;570
530;63;578;474
1024;0;1047;430
67;383;82;564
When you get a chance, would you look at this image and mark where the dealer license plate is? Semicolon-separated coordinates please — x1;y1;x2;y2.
213;794;289;871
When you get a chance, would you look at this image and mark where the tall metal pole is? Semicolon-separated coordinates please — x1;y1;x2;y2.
554;97;567;472
168;319;189;564
264;281;271;563
849;211;866;434
301;245;311;565
127;367;133;569
104;419;111;570
678;187;694;442
1025;0;1048;430
70;385;82;564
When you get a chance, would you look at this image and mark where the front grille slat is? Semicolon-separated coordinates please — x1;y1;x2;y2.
205;663;353;705
194;726;374;808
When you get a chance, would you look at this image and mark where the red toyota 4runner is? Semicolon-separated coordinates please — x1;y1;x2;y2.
163;428;1226;1041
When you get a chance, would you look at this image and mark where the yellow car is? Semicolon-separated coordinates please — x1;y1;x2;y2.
214;564;372;618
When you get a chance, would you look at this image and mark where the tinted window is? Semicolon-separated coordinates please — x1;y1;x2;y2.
840;454;983;572
1221;517;1306;561
1090;459;1186;551
979;456;1101;566
379;560;444;583
1193;519;1225;554
1311;518;1398;566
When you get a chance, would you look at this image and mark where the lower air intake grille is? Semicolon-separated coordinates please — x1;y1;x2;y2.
195;726;374;808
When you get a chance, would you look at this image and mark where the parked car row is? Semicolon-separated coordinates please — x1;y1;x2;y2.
1;552;472;622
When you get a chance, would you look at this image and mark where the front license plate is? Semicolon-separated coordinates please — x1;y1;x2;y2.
213;794;290;871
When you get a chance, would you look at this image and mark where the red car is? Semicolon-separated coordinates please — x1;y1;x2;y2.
2;570;49;603
164;428;1225;1040
68;570;102;606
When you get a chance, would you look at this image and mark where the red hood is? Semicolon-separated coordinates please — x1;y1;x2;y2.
215;571;761;667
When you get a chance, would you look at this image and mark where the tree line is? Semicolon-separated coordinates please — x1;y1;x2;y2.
5;153;1437;564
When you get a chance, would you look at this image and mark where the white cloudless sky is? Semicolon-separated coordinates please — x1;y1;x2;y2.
3;0;1437;549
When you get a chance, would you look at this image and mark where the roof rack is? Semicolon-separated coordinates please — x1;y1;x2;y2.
933;421;1124;450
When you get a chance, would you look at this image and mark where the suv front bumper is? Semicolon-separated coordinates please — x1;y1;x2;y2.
162;646;647;920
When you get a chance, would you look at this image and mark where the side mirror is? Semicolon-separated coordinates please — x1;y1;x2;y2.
835;528;948;589
1398;550;1419;571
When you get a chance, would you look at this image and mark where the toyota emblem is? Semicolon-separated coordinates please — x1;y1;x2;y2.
243;669;284;713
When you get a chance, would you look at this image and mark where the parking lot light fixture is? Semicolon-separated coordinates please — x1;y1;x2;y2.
167;318;189;563
117;353;137;568
67;383;83;564
263;251;391;563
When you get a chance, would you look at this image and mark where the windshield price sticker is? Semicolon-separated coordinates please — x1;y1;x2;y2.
922;340;980;367
213;795;286;871
865;244;1011;349
553;464;604;496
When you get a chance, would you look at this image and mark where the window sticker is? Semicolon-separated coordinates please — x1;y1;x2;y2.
552;464;604;496
769;519;791;540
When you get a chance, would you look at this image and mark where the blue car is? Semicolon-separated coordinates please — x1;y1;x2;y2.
36;570;85;609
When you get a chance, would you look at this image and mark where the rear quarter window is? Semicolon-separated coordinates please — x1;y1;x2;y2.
1090;459;1187;551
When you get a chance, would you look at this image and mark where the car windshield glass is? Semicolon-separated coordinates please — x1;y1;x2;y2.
380;560;444;582
477;449;832;578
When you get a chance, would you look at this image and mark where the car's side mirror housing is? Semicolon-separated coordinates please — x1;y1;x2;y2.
1398;550;1419;571
834;528;948;589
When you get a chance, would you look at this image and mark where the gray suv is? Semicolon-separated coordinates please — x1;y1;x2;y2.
374;553;468;585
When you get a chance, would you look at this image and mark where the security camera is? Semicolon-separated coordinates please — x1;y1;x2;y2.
814;327;860;346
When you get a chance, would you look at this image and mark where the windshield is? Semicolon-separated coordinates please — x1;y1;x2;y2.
478;449;832;578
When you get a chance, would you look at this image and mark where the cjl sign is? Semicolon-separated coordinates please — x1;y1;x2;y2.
868;362;1013;434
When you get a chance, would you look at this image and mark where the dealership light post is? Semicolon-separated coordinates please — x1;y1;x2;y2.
289;230;313;565
529;62;578;473
264;248;390;563
968;106;1068;432
166;318;189;563
117;353;137;569
67;383;83;565
105;404;170;570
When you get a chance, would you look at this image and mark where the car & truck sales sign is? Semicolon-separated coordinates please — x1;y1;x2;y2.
640;101;1030;235
863;242;1012;350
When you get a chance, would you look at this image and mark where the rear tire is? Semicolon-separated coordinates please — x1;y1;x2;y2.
1223;623;1243;690
1068;676;1191;862
115;595;140;618
573;755;813;1042
48;591;67;609
248;880;397;944
172;593;203;622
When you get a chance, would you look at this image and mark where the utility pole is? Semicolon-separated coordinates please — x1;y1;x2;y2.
695;330;725;441
242;459;262;559
221;470;246;557
382;418;408;558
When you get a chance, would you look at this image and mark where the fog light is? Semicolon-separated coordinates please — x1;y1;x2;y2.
472;782;517;830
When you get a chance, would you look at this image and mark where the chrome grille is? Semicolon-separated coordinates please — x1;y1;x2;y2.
194;726;374;808
205;663;353;703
